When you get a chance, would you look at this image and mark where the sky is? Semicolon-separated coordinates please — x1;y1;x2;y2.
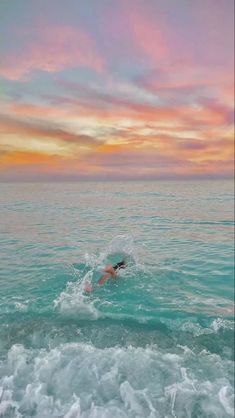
0;0;234;181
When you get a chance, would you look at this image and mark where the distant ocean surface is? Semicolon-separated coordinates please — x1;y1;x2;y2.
0;181;234;418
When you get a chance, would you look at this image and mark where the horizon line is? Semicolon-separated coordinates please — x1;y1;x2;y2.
0;177;234;184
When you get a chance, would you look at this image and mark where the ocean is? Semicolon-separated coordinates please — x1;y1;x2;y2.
0;180;234;418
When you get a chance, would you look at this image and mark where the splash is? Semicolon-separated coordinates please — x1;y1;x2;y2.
84;234;138;270
54;272;99;319
54;235;138;318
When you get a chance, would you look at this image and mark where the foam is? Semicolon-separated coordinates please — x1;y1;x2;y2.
211;318;234;332
219;386;235;416
160;317;234;337
14;301;28;312
54;272;99;320
0;343;233;418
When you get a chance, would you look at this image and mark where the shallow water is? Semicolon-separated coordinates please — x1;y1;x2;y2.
0;181;234;418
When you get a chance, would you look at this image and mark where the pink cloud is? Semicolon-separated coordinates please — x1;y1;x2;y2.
108;0;234;86
135;65;234;108
8;91;233;133
127;6;168;64
104;1;170;67
0;24;105;80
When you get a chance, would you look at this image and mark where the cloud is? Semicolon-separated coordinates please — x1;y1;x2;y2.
0;24;105;80
125;4;169;64
134;64;234;109
0;114;100;156
1;139;233;180
177;141;208;151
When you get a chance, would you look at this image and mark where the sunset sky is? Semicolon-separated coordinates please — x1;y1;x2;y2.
0;0;234;181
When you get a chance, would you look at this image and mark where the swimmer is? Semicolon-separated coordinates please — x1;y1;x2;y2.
84;260;127;292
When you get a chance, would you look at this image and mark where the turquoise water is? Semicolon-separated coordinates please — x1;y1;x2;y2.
0;181;234;418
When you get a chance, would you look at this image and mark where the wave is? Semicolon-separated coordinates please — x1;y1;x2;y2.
53;236;234;341
0;342;234;418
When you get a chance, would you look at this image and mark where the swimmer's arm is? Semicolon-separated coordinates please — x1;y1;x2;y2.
104;265;117;279
98;267;118;286
85;266;118;293
84;275;110;293
98;273;111;286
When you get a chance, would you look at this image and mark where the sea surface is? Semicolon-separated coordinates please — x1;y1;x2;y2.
0;180;234;418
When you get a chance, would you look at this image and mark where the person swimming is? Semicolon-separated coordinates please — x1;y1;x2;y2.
98;260;126;286
84;260;127;292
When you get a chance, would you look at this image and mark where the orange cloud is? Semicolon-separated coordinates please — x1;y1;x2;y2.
1;74;233;180
0;150;61;168
0;114;99;155
0;136;233;180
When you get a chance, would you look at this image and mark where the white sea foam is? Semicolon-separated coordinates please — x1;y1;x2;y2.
14;301;28;312
54;274;99;320
0;343;233;418
211;318;234;332
219;386;235;416
160;317;234;337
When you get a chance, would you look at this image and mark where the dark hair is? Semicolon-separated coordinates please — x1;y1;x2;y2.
113;260;126;270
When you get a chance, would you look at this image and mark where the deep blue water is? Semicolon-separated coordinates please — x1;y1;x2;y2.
0;181;234;418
